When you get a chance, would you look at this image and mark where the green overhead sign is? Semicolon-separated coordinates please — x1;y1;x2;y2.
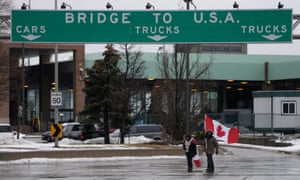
11;9;292;43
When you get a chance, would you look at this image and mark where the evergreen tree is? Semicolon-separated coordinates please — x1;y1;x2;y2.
82;44;121;144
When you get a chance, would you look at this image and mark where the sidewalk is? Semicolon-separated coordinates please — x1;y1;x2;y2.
0;145;184;161
0;143;233;161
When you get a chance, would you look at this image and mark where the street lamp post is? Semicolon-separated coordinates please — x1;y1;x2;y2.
54;0;60;147
17;43;26;140
19;2;30;139
183;0;191;134
21;43;26;139
182;0;196;134
106;2;113;10
61;2;72;9
277;2;284;9
145;2;155;10
233;1;239;9
52;0;72;148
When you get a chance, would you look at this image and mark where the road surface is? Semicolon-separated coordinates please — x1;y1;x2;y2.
0;147;299;180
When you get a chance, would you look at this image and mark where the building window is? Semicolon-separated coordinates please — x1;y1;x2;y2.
281;101;296;115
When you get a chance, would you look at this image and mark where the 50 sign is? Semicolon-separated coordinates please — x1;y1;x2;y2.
51;92;63;107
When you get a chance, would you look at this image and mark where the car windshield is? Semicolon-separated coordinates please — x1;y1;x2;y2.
72;125;84;131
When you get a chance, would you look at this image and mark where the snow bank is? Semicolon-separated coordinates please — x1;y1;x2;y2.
0;156;184;165
0;133;155;152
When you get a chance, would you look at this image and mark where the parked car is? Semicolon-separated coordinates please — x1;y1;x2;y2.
67;123;104;141
41;122;80;142
41;131;55;142
110;128;120;138
0;123;12;132
62;122;80;138
128;124;165;140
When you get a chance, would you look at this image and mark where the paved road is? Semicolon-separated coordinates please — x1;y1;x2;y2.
0;147;299;180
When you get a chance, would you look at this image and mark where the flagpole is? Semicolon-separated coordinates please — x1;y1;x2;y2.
204;114;207;132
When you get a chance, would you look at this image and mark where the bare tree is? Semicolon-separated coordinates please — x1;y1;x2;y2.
119;44;145;79
0;0;10;10
151;46;214;140
0;0;11;31
0;0;12;105
0;42;9;104
116;44;146;144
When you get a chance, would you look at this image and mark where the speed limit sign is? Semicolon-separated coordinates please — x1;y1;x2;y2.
51;92;63;107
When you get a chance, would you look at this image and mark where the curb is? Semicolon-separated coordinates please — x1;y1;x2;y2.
0;148;184;161
222;143;300;156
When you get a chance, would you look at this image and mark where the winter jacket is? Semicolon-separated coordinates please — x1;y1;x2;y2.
204;131;218;154
183;136;197;156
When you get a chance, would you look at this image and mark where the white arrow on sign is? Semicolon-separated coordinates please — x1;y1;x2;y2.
21;34;41;41
262;34;283;41
148;35;168;42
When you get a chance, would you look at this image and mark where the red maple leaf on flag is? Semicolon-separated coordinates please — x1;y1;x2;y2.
217;125;225;137
205;115;240;144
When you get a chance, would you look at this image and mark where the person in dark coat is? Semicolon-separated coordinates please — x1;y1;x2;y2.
183;135;197;172
203;130;219;173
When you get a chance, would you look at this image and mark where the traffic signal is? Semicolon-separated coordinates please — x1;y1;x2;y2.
51;82;56;91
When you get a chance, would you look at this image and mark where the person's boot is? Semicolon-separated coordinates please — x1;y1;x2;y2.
206;169;214;173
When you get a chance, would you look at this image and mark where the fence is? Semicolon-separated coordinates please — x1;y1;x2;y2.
207;112;300;135
207;112;254;134
136;111;300;136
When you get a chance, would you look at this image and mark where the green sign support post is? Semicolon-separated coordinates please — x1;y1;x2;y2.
11;9;292;43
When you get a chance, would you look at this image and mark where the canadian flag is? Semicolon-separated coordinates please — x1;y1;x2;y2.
205;115;240;144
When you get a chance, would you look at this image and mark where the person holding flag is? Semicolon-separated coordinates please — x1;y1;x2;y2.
183;134;197;172
203;115;240;173
203;130;219;173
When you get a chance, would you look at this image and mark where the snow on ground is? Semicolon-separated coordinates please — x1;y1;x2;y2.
0;132;155;152
1;132;300;153
0;156;184;165
223;139;300;153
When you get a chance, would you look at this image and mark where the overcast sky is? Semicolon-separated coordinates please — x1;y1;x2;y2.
12;0;300;55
